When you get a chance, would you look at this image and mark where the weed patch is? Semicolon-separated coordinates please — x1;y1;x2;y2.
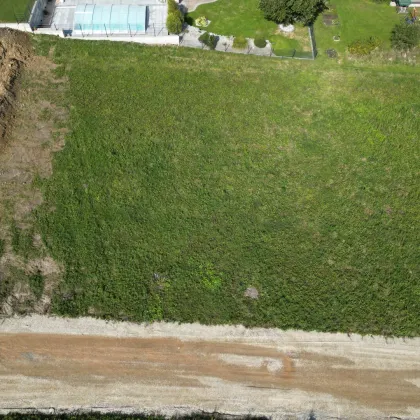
29;269;45;299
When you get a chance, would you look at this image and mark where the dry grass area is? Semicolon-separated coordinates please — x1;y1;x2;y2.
0;29;66;317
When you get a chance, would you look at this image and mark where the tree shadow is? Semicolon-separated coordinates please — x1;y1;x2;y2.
185;14;195;26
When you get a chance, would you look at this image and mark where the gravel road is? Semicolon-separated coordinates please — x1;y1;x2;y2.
1;315;420;419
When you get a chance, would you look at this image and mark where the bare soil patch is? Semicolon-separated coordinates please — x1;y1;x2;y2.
0;29;31;144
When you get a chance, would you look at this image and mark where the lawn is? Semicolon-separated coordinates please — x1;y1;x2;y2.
25;35;420;337
187;0;311;54
315;0;402;58
0;0;34;22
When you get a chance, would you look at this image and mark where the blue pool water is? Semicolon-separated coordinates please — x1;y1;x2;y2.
74;4;146;34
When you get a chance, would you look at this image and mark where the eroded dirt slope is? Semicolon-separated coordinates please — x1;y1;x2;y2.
0;29;31;143
0;29;66;316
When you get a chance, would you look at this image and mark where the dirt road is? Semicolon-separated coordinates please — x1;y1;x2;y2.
1;316;420;419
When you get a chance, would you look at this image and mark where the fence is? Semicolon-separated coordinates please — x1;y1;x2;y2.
73;23;167;37
13;0;35;24
309;24;317;59
271;49;314;60
0;22;179;44
270;25;317;60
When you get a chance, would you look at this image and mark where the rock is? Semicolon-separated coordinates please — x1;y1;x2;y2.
244;287;259;299
278;24;295;33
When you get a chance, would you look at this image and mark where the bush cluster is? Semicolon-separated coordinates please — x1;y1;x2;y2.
348;36;379;55
166;0;184;34
198;31;218;49
391;20;420;51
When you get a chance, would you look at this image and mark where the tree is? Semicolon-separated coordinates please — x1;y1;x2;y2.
391;20;420;51
166;0;184;35
259;0;326;25
166;11;183;34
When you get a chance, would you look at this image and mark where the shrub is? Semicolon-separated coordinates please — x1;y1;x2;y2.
195;16;209;27
259;0;326;25
233;35;248;49
348;36;380;55
391;21;420;51
199;31;218;49
254;37;267;48
166;11;183;34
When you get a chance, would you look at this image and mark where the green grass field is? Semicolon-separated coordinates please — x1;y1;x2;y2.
187;0;311;54
315;0;402;57
0;0;33;22
28;35;420;336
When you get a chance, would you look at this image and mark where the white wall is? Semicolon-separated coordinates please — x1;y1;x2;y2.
0;23;33;32
71;34;179;44
0;23;179;45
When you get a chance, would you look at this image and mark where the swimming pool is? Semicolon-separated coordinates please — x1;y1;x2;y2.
74;4;147;34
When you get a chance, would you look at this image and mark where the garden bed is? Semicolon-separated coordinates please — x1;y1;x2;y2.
186;0;311;54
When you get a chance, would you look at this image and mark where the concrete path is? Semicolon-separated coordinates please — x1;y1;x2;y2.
181;25;274;57
180;0;218;13
1;315;420;419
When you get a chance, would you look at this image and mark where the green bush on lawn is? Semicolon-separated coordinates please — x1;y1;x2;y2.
391;20;420;51
254;37;267;48
199;31;218;49
233;35;248;49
